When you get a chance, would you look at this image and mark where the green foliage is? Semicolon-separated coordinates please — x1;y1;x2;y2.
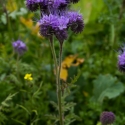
46;76;80;125
0;93;17;124
0;0;125;124
91;74;125;103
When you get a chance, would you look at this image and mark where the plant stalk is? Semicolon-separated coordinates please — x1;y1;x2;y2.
57;42;64;125
49;37;63;125
49;36;58;85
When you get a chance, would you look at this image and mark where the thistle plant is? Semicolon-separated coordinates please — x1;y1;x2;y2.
100;111;115;125
25;0;84;124
12;40;27;56
118;45;125;72
12;40;27;80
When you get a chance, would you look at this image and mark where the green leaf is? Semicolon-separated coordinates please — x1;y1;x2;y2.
50;101;58;110
65;113;81;125
12;118;26;125
17;104;30;115
0;14;7;24
91;74;125;103
72;0;104;23
9;11;18;19
32;82;43;99
62;102;76;112
45;114;59;121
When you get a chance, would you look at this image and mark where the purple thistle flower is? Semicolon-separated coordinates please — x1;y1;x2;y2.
39;14;59;37
39;0;48;14
47;0;53;5
12;40;27;55
31;0;84;42
118;46;125;72
39;14;69;42
55;30;68;43
52;0;69;10
26;0;44;11
54;16;69;42
68;11;82;24
100;111;115;125
57;16;69;30
68;11;84;33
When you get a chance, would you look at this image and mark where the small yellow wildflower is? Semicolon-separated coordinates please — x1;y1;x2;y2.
24;74;33;81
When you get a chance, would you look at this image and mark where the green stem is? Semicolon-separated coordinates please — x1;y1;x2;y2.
110;24;115;46
57;42;64;125
49;36;58;87
49;37;63;125
2;1;13;39
16;54;20;81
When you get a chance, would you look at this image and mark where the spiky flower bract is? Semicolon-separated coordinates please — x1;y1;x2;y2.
100;111;115;125
12;40;27;55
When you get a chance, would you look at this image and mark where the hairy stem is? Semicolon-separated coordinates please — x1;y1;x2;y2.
49;37;63;125
57;42;63;125
49;36;58;84
110;24;115;46
119;0;125;19
16;54;20;81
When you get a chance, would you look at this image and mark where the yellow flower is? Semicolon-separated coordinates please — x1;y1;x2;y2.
24;74;33;81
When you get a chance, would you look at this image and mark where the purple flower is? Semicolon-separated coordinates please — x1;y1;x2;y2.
118;46;125;72
57;16;69;30
54;16;69;42
55;30;68;43
39;14;59;37
100;111;115;125
26;0;44;11
30;0;84;42
12;40;27;55
39;14;58;27
52;0;69;10
39;14;69;42
68;11;84;33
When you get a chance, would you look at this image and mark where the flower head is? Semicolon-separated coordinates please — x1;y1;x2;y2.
26;0;44;11
55;30;68;43
54;16;69;42
68;11;84;33
57;16;69;30
28;0;84;42
12;40;27;55
100;111;115;125
52;0;69;10
39;14;59;37
24;74;33;81
118;46;125;72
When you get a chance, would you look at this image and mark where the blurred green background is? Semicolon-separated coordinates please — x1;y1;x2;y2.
0;0;125;125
